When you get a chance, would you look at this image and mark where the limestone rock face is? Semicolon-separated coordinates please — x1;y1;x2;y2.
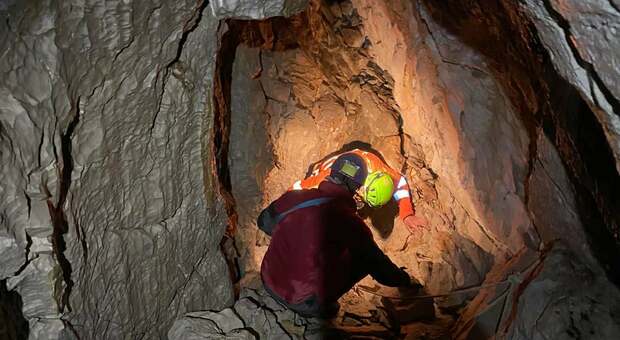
0;0;261;338
168;288;298;340
507;247;620;340
210;0;308;19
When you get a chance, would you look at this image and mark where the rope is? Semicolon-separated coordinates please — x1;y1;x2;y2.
356;277;512;300
355;257;542;301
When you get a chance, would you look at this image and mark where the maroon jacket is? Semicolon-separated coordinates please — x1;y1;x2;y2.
258;181;410;310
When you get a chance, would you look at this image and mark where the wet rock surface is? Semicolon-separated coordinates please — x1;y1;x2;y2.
0;0;619;339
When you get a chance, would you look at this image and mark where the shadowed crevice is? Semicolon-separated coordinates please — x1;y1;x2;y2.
0;279;29;340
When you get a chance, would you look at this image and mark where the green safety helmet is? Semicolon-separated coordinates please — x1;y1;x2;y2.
362;172;394;207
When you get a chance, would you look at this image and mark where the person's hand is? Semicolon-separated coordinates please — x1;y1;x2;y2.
398;268;423;288
404;215;428;231
404;215;429;245
398;269;423;295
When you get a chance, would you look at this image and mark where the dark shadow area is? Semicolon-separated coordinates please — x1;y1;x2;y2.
0;280;29;340
358;199;399;239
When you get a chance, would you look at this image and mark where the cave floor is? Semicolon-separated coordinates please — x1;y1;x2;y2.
326;288;455;339
239;273;455;339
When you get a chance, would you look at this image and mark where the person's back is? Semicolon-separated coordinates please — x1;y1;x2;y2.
261;181;372;310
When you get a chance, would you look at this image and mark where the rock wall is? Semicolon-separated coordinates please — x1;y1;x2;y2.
419;0;620;282
0;1;305;339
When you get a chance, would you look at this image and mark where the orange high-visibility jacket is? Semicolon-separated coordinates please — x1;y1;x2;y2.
290;149;415;220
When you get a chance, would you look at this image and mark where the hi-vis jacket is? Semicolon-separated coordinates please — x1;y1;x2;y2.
290;149;415;220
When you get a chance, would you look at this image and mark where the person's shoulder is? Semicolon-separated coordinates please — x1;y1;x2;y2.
276;187;323;208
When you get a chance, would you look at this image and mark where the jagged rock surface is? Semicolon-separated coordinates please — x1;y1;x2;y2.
169;288;305;340
522;0;620;171
0;0;248;338
454;245;620;340
210;0;308;19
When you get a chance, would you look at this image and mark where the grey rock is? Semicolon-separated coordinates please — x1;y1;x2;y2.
210;0;309;20
6;255;64;340
507;246;620;340
453;245;620;339
528;133;598;267
234;296;292;339
168;309;255;340
170;288;307;340
0;233;22;279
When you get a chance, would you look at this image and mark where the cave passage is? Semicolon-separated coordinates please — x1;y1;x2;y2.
211;3;453;337
209;0;620;338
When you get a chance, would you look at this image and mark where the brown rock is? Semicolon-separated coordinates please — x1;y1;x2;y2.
382;296;436;325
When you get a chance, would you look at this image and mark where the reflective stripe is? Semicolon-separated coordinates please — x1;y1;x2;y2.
293;180;302;190
393;189;410;200
322;155;339;170
397;176;407;188
275;197;334;224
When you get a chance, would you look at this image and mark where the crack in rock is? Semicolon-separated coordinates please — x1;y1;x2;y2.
540;0;619;116
48;96;81;315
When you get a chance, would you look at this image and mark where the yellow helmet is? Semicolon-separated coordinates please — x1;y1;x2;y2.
362;172;394;207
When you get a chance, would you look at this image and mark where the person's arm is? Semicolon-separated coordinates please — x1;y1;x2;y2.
350;220;410;286
392;175;429;234
363;241;411;287
391;175;416;220
289;170;329;191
